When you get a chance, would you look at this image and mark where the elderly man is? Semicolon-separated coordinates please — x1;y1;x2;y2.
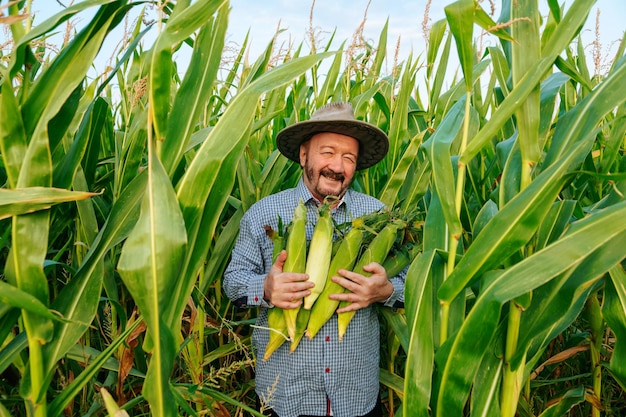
223;102;405;417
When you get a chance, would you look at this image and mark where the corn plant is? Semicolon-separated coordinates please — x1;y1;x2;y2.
397;1;626;416
0;0;624;416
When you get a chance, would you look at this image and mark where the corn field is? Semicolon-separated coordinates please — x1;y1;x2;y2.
1;0;625;416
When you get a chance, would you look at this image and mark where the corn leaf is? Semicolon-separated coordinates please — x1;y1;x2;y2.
460;0;596;165
604;265;626;390
404;250;439;417
436;200;626;415
117;145;186;417
422;97;467;238
0;281;66;323
511;0;542;170
0;187;99;220
439;56;626;302
515;230;626;371
444;0;475;92
43;171;146;378
149;0;227;140
47;319;144;417
160;5;227;175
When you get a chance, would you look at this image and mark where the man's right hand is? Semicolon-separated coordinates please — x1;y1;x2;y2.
263;250;313;309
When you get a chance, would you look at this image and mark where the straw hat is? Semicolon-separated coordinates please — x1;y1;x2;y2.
276;102;389;170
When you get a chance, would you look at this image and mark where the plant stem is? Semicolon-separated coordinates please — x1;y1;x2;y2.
441;92;470;344
501;301;524;417
25;327;46;417
587;292;603;417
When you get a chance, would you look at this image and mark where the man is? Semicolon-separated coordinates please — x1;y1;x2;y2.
223;102;405;417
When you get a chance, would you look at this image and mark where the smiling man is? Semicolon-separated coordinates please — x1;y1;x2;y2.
223;102;405;417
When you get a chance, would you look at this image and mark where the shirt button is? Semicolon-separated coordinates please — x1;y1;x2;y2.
325;367;330;373
325;336;330;342
254;296;259;302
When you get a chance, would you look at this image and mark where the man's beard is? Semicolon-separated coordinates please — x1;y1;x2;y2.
305;166;349;200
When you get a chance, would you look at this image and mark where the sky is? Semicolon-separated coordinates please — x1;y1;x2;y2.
227;0;623;64
8;0;626;79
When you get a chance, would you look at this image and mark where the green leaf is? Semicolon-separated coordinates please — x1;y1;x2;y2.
117;145;187;417
516;230;626;371
426;19;448;80
438;138;590;303
604;265;626;390
474;3;515;42
460;0;597;165
436;200;626;414
160;4;228;175
544;56;626;168
510;0;542;169
43;171;146;379
537;386;586;417
0;281;68;323
0;80;27;188
21;2;128;138
0;187;99;220
47;319;144;417
379;131;426;208
422;97;468;238
404;250;440;417
149;0;228;140
445;0;475;92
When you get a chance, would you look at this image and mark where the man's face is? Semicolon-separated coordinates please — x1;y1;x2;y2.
299;132;359;203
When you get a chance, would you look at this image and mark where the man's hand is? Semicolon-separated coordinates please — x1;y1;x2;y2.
329;262;394;313
264;250;314;309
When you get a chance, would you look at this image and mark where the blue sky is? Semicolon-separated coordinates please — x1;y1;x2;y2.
224;0;624;74
13;0;626;78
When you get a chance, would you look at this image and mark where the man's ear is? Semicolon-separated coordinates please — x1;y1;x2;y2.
299;143;307;166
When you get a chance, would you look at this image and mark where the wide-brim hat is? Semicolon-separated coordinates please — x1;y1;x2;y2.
276;102;389;170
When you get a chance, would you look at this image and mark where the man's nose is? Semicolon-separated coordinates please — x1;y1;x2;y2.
326;154;345;172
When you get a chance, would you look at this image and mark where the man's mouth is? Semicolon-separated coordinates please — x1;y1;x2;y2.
320;168;345;183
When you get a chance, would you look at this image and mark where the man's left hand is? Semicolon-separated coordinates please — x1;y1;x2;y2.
329;262;394;313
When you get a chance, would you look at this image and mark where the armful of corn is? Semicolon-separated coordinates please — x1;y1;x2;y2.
262;204;422;359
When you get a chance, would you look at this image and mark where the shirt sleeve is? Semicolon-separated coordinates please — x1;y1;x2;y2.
382;266;406;309
223;210;273;309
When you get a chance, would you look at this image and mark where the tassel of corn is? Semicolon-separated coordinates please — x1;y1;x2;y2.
337;219;404;341
305;226;364;340
282;200;308;341
302;204;334;310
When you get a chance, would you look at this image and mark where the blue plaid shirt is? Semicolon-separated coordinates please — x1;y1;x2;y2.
224;179;405;417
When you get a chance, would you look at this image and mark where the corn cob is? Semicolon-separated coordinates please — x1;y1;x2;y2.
337;219;404;341
302;204;334;310
263;308;289;361
289;308;311;352
263;221;288;361
282;200;308;341
305;226;364;340
382;243;420;278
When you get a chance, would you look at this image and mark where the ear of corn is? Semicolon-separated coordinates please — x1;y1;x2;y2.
337;220;404;341
289;308;311;352
302;205;334;310
263;218;288;361
263;308;289;361
282;200;308;341
382;243;420;278
305;226;364;339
